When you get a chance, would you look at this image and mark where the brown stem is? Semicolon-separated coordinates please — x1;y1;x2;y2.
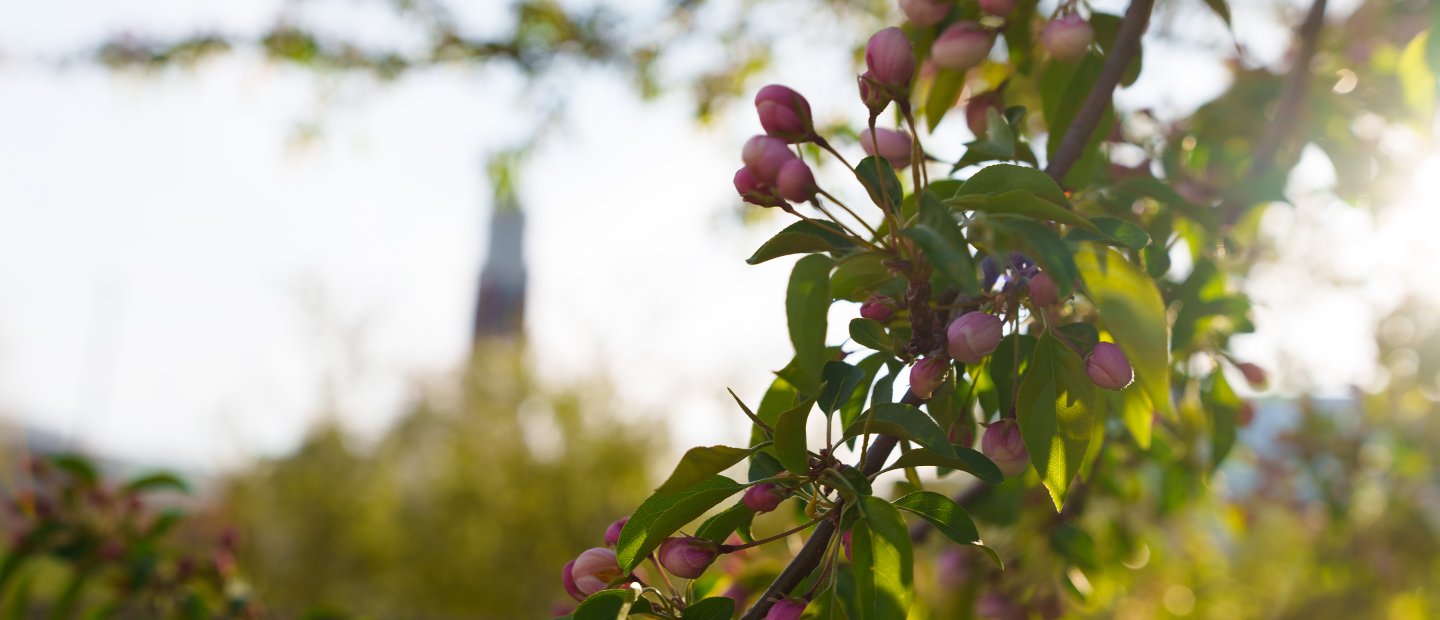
1043;0;1155;184
738;392;918;620
1219;0;1328;226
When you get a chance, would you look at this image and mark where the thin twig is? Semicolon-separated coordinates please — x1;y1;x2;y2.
1043;0;1155;184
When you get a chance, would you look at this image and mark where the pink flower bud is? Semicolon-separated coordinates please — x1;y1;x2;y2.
742;135;798;183
860;296;895;322
858;71;890;116
932;22;993;71
1086;342;1133;390
734;167;785;208
1027;272;1060;306
561;560;586;601
571;547;623;596
946;311;1003;363
981;420;1028;478
899;0;950;27
604;517;629;547
965;90;1003;137
657;536;719;580
1237;362;1268;389
909;356;950;400
743;483;787;513
1042;14;1095;62
978;0;1016;17
776;159;818;203
767;597;809;620
864;28;916;93
859;128;913;168
755;84;814;143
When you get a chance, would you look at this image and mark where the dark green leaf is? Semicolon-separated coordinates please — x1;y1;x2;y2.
748;450;784;482
616;476;745;572
683;597;736;620
655;445;757;495
883;445;1003;485
123;472;190;495
843;403;955;458
1075;244;1173;418
1016;332;1097;510
696;502;754;545
819;361;866;416
1041;53;1104;159
1201;0;1231;25
841;354;886;429
750;377;799;446
857;156;904;212
573;588;636;620
824;465;874;503
787;254;834;392
49;455;99;485
892;492;999;566
1056;323;1099;354
831;253;898;302
905;192;979;293
774;397;817;476
1063;216;1151;250
848;318;895;354
988;334;1036;418
747;220;856;265
953;163;1069;207
1205;370;1241;469
924;68;966;132
852;497;913;619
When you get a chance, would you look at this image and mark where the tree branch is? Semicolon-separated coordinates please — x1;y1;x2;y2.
738;395;913;619
1220;0;1328;226
1043;0;1156;184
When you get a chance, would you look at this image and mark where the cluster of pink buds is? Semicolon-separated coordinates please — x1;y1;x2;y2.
736;135;817;207
1086;342;1133;390
982;419;1029;478
1042;13;1095;62
860;27;916;117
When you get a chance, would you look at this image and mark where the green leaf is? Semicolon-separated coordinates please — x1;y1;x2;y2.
823;464;874;504
1205;370;1241;469
1050;524;1100;571
683;597;736;620
841;354;885;429
1041;53;1104;159
1110;386;1152;450
123;472;190;495
1201;0;1231;25
616;476;745;572
993;218;1080;297
49;455;99;485
925;68;967;132
852;497;913;619
988;334;1036;418
956;164;1068;206
1074;244;1174;418
848;318;896;354
857;156;904;212
884;445;1002;485
819;361;866;416
905;192;979;293
750;377;798;446
774;396;817;476
892;492;1001;566
831;253;898;302
787;254;834;392
748;450;784;482
655;445;758;495
1016;332;1097;510
843;403;956;458
1056;323;1099;354
1063;216;1151;250
573;588;637;620
747;220;856;265
952;189;1099;234
695;502;754;544
1111;177;1218;232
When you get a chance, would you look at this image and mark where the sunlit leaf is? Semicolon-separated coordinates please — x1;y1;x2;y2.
616;476;745;572
1074;244;1174;418
1016;332;1096;510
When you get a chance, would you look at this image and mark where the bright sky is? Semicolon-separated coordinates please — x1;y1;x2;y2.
0;0;1431;473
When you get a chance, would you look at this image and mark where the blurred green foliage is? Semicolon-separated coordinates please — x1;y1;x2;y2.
221;344;662;618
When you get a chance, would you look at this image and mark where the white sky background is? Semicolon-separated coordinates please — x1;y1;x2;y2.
0;0;1431;473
